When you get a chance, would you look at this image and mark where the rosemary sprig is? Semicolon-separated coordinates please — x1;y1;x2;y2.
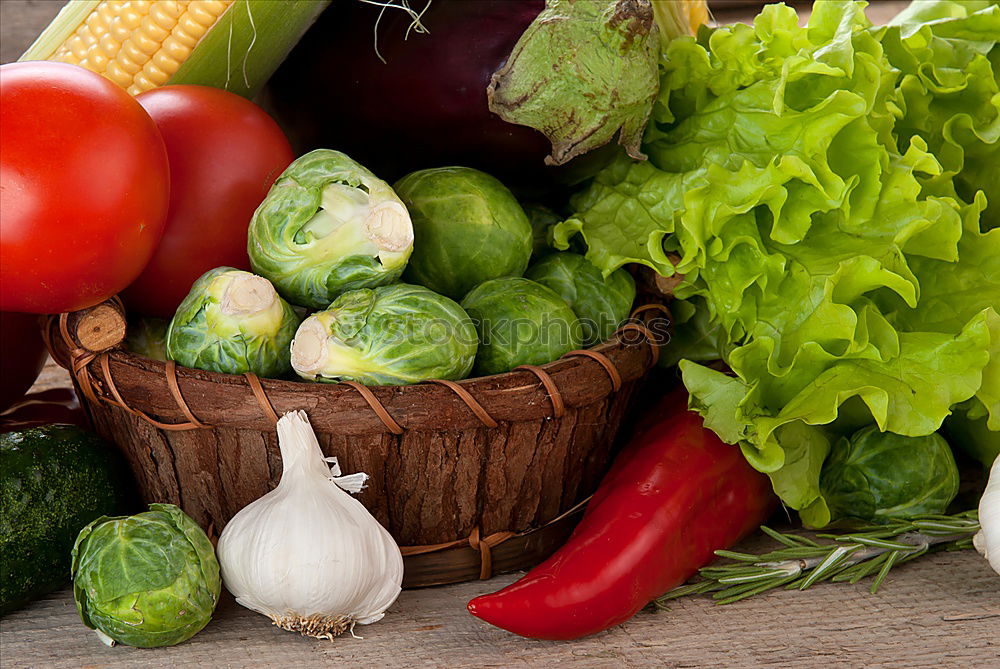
655;511;980;608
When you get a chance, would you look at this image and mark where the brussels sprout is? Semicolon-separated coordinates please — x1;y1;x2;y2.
125;317;168;362
525;252;636;347
248;149;413;308
394;167;533;300
71;503;220;648
461;277;581;376
291;283;477;386
522;203;561;259
943;397;1000;469
820;426;960;523
166;267;301;377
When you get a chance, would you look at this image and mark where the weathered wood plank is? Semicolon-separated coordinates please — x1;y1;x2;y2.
0;0;61;64
17;367;996;668
2;549;997;668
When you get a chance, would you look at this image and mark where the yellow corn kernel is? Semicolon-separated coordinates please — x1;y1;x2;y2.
102;3;154;87
650;0;711;44
686;0;711;32
49;0;233;95
129;0;229;95
78;5;115;70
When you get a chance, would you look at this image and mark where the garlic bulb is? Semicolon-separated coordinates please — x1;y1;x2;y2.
217;411;403;639
974;454;1000;577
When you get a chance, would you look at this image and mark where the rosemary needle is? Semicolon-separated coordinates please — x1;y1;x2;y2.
656;510;980;607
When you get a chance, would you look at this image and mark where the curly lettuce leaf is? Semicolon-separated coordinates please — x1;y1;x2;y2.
658;297;728;368
552;157;685;276
558;0;1000;522
882;2;1000;229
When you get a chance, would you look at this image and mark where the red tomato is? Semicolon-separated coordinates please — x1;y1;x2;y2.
0;312;48;413
122;85;294;317
0;62;169;314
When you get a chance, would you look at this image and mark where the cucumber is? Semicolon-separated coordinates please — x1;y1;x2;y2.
0;424;131;615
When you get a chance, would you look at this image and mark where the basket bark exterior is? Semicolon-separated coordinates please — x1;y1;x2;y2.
53;328;656;585
81;377;639;545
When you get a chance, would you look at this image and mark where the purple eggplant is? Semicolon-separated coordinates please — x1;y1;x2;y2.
265;0;619;194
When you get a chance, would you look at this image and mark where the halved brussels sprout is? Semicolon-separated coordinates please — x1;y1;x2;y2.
820;426;960;523
525;252;636;347
461;277;581;376
166;267;301;377
394;167;533;300
291;283;477;386
248;149;414;309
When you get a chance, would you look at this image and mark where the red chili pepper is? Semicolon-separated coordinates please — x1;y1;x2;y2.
467;388;776;640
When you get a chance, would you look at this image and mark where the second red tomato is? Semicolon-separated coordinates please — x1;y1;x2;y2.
123;85;294;317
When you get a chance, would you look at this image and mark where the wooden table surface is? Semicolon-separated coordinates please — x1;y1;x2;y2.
2;1;998;667
4;370;999;668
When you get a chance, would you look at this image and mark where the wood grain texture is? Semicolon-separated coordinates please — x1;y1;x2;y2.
2;542;996;668
69;374;641;546
72;302;127;353
0;0;61;65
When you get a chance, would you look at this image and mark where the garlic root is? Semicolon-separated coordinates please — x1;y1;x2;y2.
270;614;353;641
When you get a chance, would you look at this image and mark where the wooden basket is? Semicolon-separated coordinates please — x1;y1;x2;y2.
45;299;665;587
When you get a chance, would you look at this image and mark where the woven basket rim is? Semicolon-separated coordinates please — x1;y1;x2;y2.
49;326;658;434
113;332;631;390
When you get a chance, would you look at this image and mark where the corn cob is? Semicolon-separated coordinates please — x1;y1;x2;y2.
20;0;331;99
651;0;712;43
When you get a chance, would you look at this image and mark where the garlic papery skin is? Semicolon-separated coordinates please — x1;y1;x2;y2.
217;410;403;639
974;454;1000;577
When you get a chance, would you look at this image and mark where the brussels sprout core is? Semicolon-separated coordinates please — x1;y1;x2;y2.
290;316;375;382
300;184;413;265
166;267;302;377
289;316;329;377
220;274;277;317
368;201;413;253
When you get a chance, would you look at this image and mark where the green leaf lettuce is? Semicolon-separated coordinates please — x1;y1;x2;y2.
554;0;1000;524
